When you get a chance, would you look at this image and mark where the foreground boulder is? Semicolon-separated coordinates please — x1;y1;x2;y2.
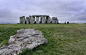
0;29;48;55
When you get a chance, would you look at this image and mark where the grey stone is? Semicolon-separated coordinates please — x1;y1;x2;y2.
29;16;35;24
41;16;46;23
55;17;59;24
0;29;48;55
20;16;26;24
19;15;59;24
48;17;51;23
39;17;42;23
26;17;30;24
52;17;58;23
46;17;51;23
36;16;39;24
52;17;55;23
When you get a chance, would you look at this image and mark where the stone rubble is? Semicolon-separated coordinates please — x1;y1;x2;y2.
0;29;48;55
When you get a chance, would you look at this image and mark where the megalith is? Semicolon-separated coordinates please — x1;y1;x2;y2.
36;16;39;24
39;17;42;24
26;17;30;24
41;16;46;24
46;16;51;23
52;17;58;24
19;15;59;24
29;16;35;24
54;17;59;24
20;16;26;24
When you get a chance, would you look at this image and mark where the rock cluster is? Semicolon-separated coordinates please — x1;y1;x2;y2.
0;29;48;55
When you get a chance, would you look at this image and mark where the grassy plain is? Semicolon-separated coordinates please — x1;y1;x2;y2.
0;24;86;55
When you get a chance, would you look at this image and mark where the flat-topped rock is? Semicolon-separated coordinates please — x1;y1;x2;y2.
0;29;48;55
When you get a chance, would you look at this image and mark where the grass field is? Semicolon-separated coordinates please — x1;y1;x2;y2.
0;24;86;55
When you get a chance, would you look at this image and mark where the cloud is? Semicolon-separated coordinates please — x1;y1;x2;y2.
0;0;86;23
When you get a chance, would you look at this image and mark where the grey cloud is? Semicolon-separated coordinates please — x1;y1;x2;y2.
71;13;86;20
0;0;86;23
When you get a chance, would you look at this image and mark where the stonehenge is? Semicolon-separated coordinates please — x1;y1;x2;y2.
20;15;59;24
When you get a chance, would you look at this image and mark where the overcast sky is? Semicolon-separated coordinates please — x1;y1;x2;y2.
0;0;86;23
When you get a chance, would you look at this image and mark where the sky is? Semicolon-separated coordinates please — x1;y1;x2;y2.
0;0;86;23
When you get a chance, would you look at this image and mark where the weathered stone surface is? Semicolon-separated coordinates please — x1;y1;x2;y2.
26;17;30;24
20;16;26;24
52;17;56;23
47;17;51;23
41;16;46;24
0;29;48;55
19;15;59;24
52;17;58;24
55;17;59;24
39;17;42;24
46;17;51;23
29;16;35;24
36;16;39;24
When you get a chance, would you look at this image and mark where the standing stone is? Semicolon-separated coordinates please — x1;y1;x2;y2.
54;17;58;24
47;17;51;23
36;16;39;24
26;17;30;24
52;17;58;24
29;16;35;24
52;17;55;23
41;16;46;24
39;17;42;24
20;17;22;24
20;16;26;24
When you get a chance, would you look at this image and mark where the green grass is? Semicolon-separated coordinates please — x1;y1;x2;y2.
0;24;86;55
